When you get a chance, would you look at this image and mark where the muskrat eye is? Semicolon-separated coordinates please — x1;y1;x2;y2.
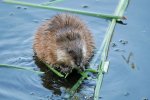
67;49;76;56
68;50;74;54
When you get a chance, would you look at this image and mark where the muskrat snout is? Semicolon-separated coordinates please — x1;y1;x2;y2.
74;61;85;72
76;66;85;72
75;60;83;67
80;66;85;71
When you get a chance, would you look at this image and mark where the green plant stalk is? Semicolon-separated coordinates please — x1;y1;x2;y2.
0;63;64;77
0;64;44;75
85;68;98;73
3;0;124;20
94;20;115;98
45;62;97;77
42;0;65;6
94;0;129;100
95;0;129;62
44;63;64;77
68;68;97;97
69;72;88;96
0;63;96;78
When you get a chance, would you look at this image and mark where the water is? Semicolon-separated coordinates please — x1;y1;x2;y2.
100;0;150;100
0;0;150;100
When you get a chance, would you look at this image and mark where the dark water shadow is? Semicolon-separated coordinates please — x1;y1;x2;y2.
33;56;81;95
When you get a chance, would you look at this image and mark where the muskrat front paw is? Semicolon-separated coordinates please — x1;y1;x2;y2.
60;67;73;74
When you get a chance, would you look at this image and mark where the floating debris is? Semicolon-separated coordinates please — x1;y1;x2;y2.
16;6;27;10
16;6;21;9
131;62;136;69
99;96;102;99
143;98;148;100
121;52;137;69
117;20;127;25
114;48;125;52
111;42;117;47
23;7;27;10
121;52;133;64
81;5;89;8
119;39;128;45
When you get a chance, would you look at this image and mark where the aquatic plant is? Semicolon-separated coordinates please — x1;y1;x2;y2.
4;0;124;20
94;0;129;99
0;64;44;75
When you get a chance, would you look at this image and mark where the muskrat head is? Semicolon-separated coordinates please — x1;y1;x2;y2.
56;36;86;72
67;46;85;71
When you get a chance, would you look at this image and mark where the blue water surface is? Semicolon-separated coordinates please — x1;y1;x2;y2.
101;0;150;100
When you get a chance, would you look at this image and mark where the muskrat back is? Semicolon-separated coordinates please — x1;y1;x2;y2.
33;13;95;73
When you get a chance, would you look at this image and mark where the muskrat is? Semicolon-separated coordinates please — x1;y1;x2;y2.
33;14;95;73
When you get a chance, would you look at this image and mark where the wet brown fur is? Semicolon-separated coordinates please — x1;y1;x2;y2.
33;14;95;73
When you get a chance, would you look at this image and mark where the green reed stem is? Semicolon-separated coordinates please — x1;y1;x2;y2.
44;63;64;77
44;62;97;78
94;0;129;100
69;72;88;97
69;68;97;97
85;68;98;73
3;0;124;20
0;64;44;75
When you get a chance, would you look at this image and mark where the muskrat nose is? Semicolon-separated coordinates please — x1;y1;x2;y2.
80;66;85;71
76;61;83;67
76;62;80;66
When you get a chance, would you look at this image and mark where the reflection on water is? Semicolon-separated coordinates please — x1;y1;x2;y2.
34;56;81;95
111;39;137;70
121;52;136;69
